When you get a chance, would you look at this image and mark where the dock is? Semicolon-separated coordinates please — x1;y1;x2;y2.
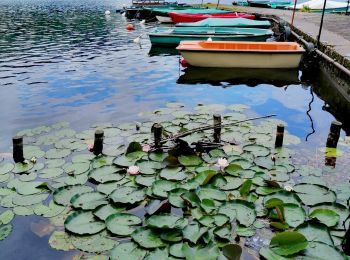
206;4;350;69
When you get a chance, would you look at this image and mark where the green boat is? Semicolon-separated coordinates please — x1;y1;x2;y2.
176;18;271;28
148;27;274;46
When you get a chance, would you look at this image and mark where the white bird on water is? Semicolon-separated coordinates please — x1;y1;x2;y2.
133;37;141;44
105;10;111;15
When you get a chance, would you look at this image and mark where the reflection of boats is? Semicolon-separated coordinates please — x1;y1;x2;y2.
177;41;305;69
148;46;180;56
149;27;273;46
176;18;271;28
168;12;255;23
177;67;300;87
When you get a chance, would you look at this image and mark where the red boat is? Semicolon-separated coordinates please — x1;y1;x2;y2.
168;12;255;23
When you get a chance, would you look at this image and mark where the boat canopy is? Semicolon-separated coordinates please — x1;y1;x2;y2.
176;18;271;28
294;0;348;9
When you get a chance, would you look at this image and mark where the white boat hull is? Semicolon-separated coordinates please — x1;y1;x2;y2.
156;16;173;23
179;51;303;68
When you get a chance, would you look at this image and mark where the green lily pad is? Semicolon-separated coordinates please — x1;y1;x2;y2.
48;231;74;251
183;221;208;244
13;162;34;174
220;177;242;191
53;185;94;206
135;175;156;187
0;163;14;175
71;233;116;253
310;203;349;230
146;214;187;229
45;148;71;159
72;154;95;163
71;192;108;210
160;229;182;242
109;187;146;204
218;200;256;226
182;242;220;260
110;242;147;260
302;242;347;260
197;188;226;201
131;227;165;249
151;180;177;198
13;206;33;216
93;204;125;221
294;184;336;206
225;164;243;176
106;213;142;236
168;188;187;208
236;226;256;237
160;167;187;181
169;243;185;258
144;248;169;260
33;200;66;218
96;179;130;195
296;222;334;246
13;193;49;206
89;166;124;183
283;203;306;228
40;168;64;179
0;210;14;225
309;208;340;227
64;211;105;235
136;160;162;175
0;224;12;241
270;231;308;256
243;144;270;157
178;155;202;167
63;162;90;175
149;152;167;162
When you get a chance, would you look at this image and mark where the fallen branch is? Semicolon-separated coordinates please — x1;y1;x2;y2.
160;114;277;145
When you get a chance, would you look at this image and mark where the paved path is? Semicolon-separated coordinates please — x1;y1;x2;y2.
210;4;350;60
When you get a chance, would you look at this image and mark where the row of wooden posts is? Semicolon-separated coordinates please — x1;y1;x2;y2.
12;116;343;164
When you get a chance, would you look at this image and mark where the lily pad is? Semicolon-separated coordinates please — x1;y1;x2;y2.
283;203;306;228
89;166;124;183
106;213;142;236
48;231;74;251
71;233;116;253
70;192;108;210
109;187;146;204
146;214;187;229
53;185;94;206
151;180;177;198
218;200;256;226
309;208;340;227
110;242;147;260
45;148;71;159
296;222;334;246
0;210;14;225
270;231;308;256
178;155;202;167
0;163;14;175
182;242;220;260
131;227;165;249
64;211;105;235
93;204;125;221
294;184;336;206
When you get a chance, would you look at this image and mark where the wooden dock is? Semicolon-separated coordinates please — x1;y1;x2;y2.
206;4;350;68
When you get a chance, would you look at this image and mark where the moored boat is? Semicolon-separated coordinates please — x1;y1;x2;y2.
292;0;349;12
176;18;271;28
149;27;273;46
176;41;305;68
156;15;173;23
168;12;255;23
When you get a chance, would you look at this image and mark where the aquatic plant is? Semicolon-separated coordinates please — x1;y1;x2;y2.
0;103;348;259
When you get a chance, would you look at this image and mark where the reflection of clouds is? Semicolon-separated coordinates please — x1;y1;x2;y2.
243;85;269;106
270;85;309;112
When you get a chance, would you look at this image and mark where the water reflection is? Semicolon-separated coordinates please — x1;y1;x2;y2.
177;67;300;87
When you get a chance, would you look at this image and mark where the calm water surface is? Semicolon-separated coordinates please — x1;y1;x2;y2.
0;0;350;259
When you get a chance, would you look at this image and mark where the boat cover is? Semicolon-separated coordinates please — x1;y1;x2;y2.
176;18;271;28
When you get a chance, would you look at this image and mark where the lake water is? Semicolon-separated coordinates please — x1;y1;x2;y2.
0;0;350;259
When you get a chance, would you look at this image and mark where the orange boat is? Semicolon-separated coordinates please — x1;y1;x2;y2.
176;41;305;69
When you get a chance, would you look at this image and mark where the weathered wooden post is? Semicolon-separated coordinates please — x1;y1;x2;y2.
93;130;104;155
13;136;24;163
274;124;285;148
325;120;342;167
213;114;222;143
326;121;342;148
153;124;162;148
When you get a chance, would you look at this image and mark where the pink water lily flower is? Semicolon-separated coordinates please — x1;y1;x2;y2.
142;144;151;152
88;144;94;152
127;165;140;175
216;158;229;171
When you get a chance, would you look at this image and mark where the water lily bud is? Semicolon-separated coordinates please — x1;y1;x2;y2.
216;158;229;170
30;157;37;164
142;144;151;153
127;165;140;175
284;185;293;192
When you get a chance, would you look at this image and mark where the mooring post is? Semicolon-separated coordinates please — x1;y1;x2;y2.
93;130;104;155
153;124;163;148
326;120;342;148
213;114;222;143
274;124;285;148
13;136;24;163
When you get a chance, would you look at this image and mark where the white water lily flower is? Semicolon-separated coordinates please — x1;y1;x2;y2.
216;158;229;170
142;144;151;152
284;185;293;192
127;165;140;175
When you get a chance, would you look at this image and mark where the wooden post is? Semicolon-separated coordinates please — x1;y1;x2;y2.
326;121;342;148
13;136;24;163
213;114;222;143
274;124;285;148
153;124;162;148
93;130;104;155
